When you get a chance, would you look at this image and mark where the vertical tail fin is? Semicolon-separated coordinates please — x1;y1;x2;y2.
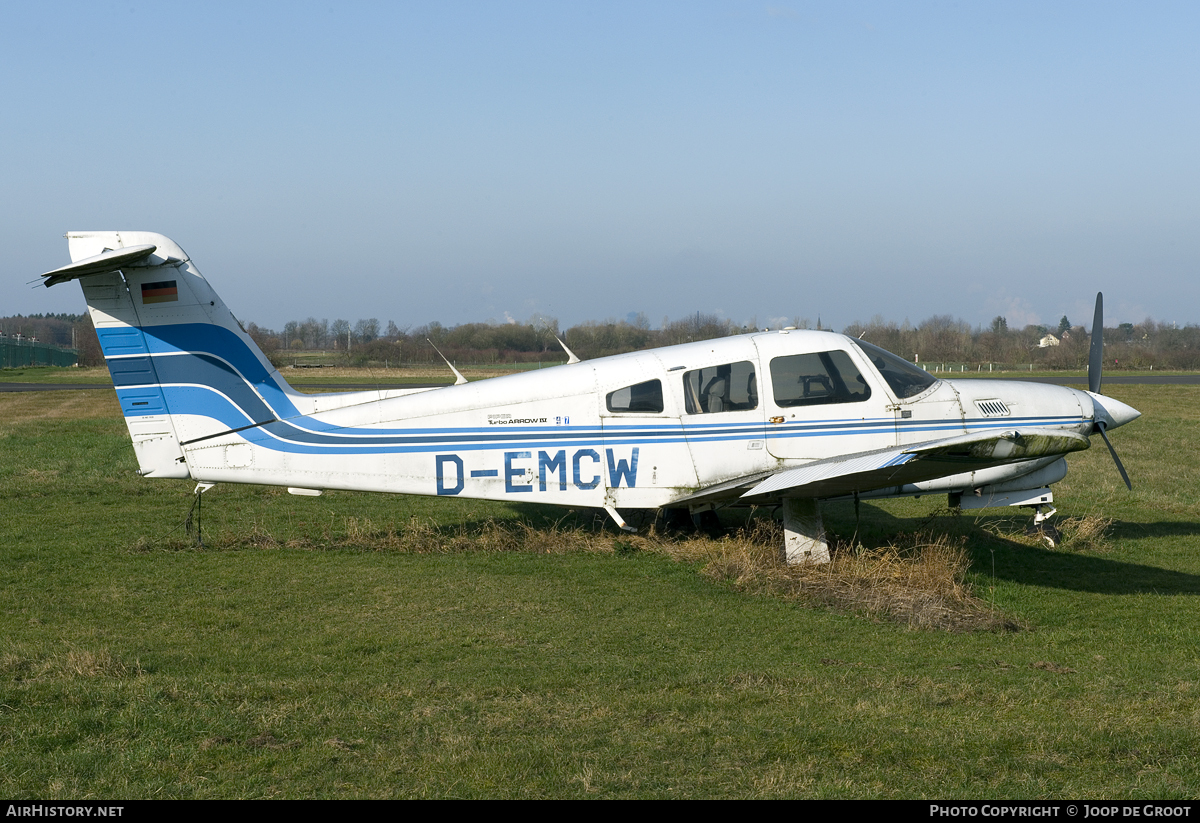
43;232;292;479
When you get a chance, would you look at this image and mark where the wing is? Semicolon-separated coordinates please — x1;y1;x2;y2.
671;427;1090;506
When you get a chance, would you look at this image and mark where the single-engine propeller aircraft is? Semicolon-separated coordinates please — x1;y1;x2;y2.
41;232;1140;562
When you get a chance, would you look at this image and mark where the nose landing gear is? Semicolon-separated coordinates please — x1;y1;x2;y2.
1024;503;1061;548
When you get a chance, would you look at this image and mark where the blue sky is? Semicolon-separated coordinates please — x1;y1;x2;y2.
5;1;1198;333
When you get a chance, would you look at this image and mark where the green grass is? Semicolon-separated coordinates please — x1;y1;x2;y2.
0;366;113;384
1;386;1198;798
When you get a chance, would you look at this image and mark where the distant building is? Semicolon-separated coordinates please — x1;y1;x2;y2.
1038;334;1061;348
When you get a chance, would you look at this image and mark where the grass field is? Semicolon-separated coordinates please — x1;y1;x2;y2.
1;380;1198;798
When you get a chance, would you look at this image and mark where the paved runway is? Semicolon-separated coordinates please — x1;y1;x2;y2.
0;383;114;392
934;375;1200;385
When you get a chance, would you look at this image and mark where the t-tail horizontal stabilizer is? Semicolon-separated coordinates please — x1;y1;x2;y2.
41;244;171;286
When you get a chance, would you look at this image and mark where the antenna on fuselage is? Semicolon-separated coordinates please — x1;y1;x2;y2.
427;339;468;385
555;336;581;365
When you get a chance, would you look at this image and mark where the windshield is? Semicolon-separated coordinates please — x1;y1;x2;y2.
850;338;938;399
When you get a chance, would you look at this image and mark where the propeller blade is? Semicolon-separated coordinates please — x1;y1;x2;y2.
1089;292;1104;394
1097;422;1132;491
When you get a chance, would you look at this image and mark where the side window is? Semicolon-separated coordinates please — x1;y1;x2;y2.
606;379;664;413
683;361;758;414
770;351;871;407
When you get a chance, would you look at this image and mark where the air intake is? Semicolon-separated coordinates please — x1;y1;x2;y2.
976;399;1010;417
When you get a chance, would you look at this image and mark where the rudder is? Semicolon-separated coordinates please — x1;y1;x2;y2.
43;232;291;479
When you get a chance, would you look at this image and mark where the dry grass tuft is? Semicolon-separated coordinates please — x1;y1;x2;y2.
691;523;1018;632
243;525;282;549
979;512;1113;554
1053;514;1113;553
60;647;141;678
1;646;143;681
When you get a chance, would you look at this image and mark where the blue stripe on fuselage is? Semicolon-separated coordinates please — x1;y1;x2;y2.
99;324;1086;456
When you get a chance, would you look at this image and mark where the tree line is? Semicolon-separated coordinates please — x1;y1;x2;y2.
842;314;1200;370
244;312;753;367
249;311;1200;371
4;310;1200;371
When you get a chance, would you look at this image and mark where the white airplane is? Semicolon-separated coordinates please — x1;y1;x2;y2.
41;231;1140;561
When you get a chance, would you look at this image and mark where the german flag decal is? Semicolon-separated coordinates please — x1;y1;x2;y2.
141;280;178;304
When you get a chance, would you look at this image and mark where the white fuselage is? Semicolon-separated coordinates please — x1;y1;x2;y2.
174;330;1098;509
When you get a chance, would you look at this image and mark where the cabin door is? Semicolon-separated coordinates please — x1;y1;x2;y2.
753;334;897;461
596;357;698;506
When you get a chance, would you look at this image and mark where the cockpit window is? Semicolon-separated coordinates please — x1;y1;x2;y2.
606;379;664;413
850;338;937;399
683;361;758;414
770;351;871;407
